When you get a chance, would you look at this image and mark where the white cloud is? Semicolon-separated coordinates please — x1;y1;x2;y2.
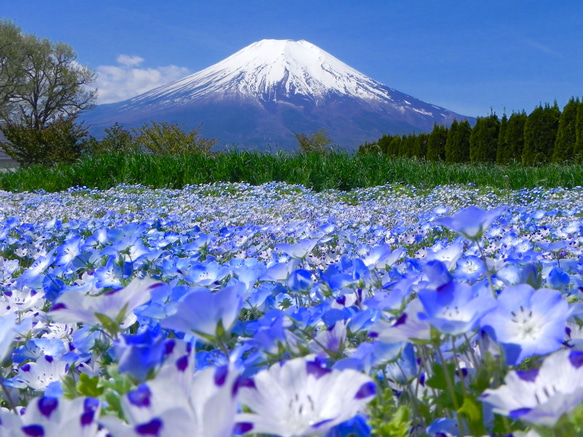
94;56;190;104
116;54;144;67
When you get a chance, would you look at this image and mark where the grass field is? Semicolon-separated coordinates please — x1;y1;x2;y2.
1;151;582;192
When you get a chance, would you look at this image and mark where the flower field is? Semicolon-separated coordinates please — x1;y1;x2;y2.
1;181;583;436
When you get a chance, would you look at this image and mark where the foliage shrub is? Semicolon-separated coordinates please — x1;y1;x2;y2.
0;115;90;167
90;122;138;155
293;128;333;153
133;121;218;156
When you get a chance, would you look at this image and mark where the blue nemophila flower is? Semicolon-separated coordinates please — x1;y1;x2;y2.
0;396;101;437
259;260;299;282
113;327;167;382
454;256;486;282
495;262;541;288
276;239;319;259
178;260;229;287
93;256;123;289
50;277;162;331
434;206;506;241
481;284;569;366
320;257;370;291
12;338;67;364
425;240;464;271
287;269;313;293
54;235;87;268
159;282;244;341
359;244;405;270
0;312;20;362
481;349;583;427
418;281;497;336
16;249;56;291
546;266;570;290
426;417;459;437
368;298;431;343
235;355;376;437
309;322;347;357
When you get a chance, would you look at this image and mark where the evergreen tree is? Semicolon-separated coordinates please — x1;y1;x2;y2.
413;133;429;159
426;124;448;161
552;98;579;163
506;111;527;162
573;100;583;158
444;120;459;162
386;135;402;156
523;103;560;165
496;114;509;164
470;114;499;163
377;134;393;154
399;134;417;157
445;119;471;163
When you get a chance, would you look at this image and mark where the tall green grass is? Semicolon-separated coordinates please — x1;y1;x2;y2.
1;151;582;192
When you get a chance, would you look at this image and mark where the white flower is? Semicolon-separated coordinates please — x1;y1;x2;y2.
0;396;101;437
10;355;68;392
481;349;583;426
100;341;238;437
235;355;376;437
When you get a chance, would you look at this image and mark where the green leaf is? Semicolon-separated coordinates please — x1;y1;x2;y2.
470;365;492;392
457;395;486;436
426;361;456;391
94;312;119;337
372;405;411;437
77;373;104;397
62;374;80;399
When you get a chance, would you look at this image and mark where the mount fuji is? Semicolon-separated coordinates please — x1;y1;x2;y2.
83;39;472;150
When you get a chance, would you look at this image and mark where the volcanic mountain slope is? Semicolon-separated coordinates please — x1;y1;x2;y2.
83;39;473;150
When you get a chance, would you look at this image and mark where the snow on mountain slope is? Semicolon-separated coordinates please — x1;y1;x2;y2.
128;39;412;107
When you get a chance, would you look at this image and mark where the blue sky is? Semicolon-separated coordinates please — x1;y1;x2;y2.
2;1;582;117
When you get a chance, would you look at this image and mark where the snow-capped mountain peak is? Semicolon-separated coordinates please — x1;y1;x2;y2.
130;39;393;105
85;39;473;151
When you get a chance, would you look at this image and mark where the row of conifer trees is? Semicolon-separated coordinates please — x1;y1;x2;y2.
358;98;583;165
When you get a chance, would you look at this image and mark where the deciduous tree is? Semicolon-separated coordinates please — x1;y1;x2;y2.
0;20;96;129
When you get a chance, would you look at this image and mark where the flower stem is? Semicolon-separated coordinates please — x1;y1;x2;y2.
435;344;466;435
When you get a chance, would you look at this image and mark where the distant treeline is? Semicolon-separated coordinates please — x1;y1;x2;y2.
358;98;583;165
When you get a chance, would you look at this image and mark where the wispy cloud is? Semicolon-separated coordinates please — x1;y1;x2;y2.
94;56;190;104
522;38;564;59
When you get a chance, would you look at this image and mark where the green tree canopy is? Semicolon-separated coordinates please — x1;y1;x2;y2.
0;21;96;166
387;135;402;156
426;124;448;161
552;98;579;163
470;114;499;163
400;134;417;158
445;119;471;163
505;111;527;162
495;114;509;165
523;103;560;165
575;102;583;159
0;20;96;130
413;133;429;159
